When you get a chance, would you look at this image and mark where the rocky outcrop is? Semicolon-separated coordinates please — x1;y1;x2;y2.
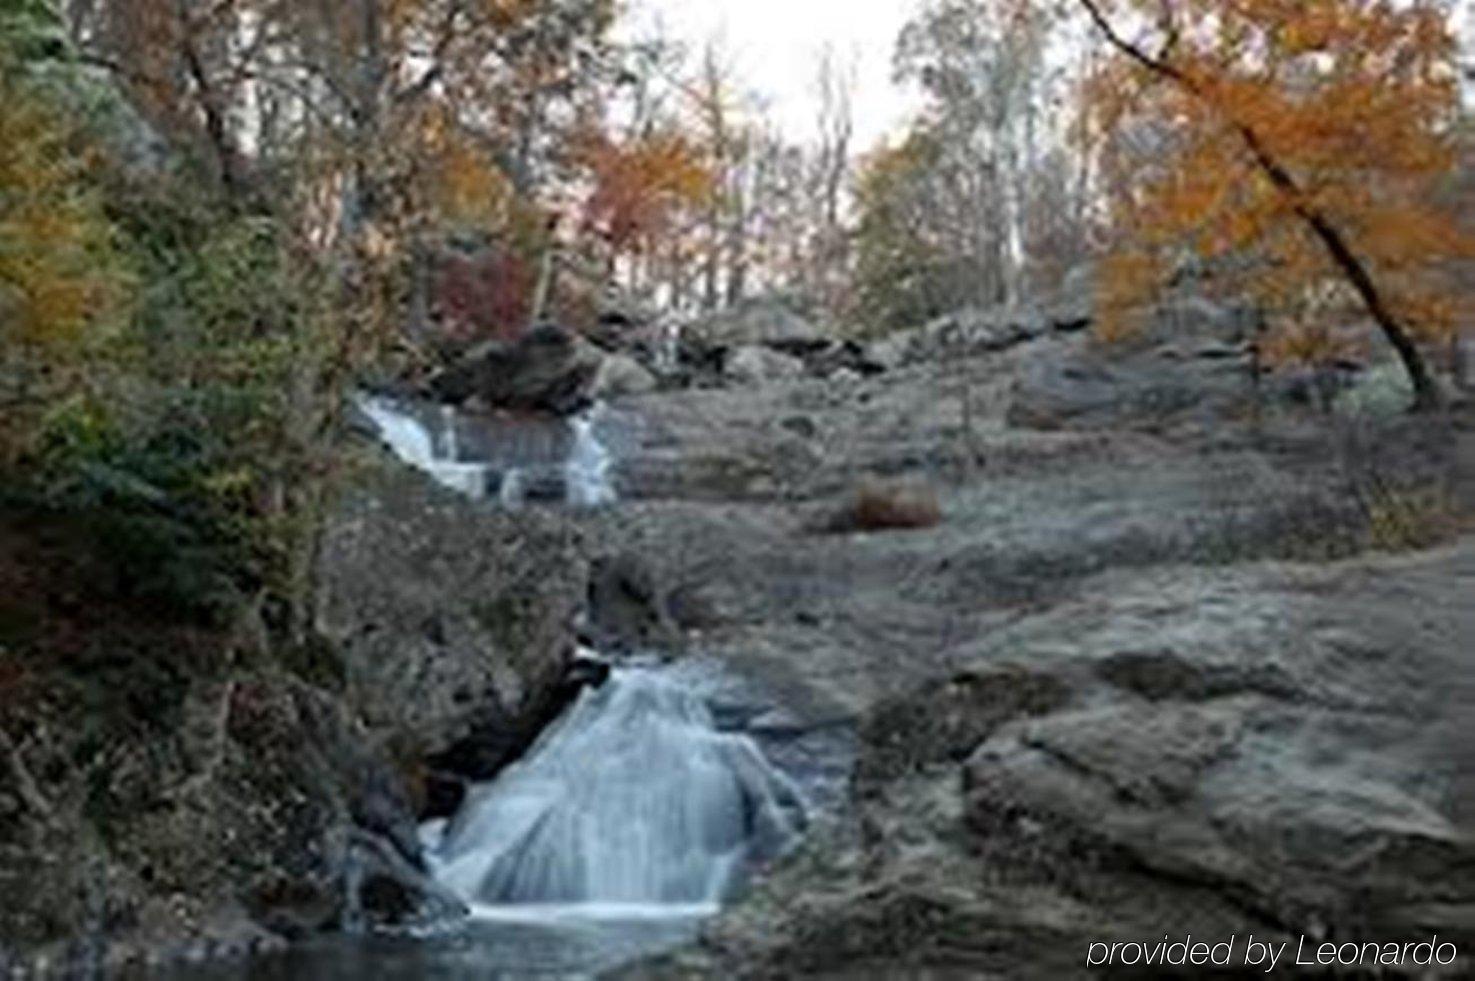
657;543;1475;979
692;300;823;349
315;451;590;811
862;299;1095;372
429;323;604;415
1006;332;1261;432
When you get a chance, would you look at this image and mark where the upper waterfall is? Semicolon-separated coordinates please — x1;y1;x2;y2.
426;665;805;913
566;402;616;508
357;395;492;498
356;394;617;507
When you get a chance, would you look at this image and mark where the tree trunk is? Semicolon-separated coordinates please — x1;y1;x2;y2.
1295;208;1443;411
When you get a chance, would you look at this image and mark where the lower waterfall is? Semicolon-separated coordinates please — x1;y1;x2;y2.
425;664;806;918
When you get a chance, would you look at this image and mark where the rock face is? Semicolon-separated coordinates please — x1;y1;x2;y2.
1004;295;1272;433
315;452;590;805
429;323;604;415
1007;332;1259;432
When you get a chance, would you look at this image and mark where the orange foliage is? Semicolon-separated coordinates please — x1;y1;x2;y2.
579;130;712;257
1073;0;1471;373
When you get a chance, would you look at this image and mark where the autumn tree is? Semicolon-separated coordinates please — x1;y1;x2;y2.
0;54;127;464
580;128;711;282
1066;0;1469;411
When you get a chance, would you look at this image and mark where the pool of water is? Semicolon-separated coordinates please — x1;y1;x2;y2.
152;906;708;980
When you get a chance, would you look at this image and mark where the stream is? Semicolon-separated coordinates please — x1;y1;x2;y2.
154;398;809;979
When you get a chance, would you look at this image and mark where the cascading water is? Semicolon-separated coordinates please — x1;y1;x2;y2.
273;397;813;978
357;395;491;498
565;403;616;508
356;394;617;508
426;664;805;920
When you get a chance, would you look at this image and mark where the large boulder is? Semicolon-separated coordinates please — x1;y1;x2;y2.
694;300;824;349
429;324;603;415
1007;333;1259;432
314;452;588;803
590;353;658;400
665;538;1475;980
726;345;806;387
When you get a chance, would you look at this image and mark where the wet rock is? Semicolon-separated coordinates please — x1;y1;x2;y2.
586;553;679;653
345;830;466;931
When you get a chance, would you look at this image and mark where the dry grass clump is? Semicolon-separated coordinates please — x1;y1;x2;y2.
825;480;943;533
1357;480;1457;553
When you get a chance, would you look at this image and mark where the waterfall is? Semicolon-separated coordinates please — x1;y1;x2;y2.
438;404;459;460
498;468;529;509
427;666;805;917
566;403;616;508
357;395;490;499
357;395;617;508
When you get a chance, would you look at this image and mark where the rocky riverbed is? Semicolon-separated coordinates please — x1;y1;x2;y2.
2;291;1471;977
582;312;1474;978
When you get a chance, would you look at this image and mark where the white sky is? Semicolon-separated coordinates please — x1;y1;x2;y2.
631;0;922;150
632;1;1475;145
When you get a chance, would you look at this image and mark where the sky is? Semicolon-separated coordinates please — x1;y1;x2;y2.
634;1;1475;146
633;0;922;149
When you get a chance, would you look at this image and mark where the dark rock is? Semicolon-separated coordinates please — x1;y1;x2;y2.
586;553;679;653
803;340;888;379
779;416;818;440
428;323;603;415
858;665;1072;785
344;830;466;932
1096;649;1301;704
421;771;469;821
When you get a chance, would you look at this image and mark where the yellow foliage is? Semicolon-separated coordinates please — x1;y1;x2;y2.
0;75;127;463
419;106;515;228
